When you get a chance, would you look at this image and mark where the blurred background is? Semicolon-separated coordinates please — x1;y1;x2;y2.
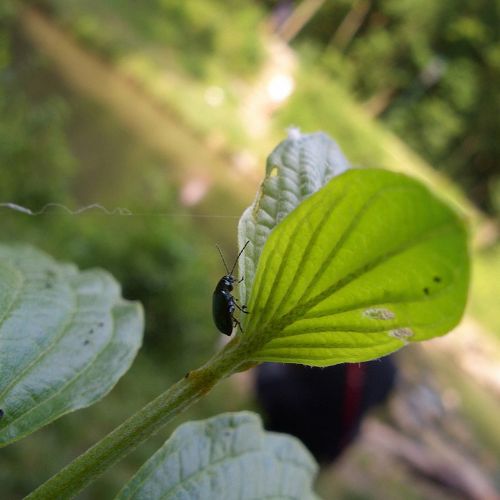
0;0;499;498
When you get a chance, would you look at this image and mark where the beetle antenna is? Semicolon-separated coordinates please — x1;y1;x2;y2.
215;245;230;274
230;240;249;275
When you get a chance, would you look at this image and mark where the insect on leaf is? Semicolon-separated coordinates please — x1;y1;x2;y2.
242;168;469;367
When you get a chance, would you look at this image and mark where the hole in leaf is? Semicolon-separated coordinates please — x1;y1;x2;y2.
0;409;4;419
363;308;395;320
389;327;414;343
269;166;279;177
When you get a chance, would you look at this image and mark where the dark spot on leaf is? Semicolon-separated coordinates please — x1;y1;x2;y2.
184;371;191;379
0;409;4;419
89;329;94;334
83;340;90;346
45;282;53;289
433;276;441;283
98;322;104;328
423;287;430;295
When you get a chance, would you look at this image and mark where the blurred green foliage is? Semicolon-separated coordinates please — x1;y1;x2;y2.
47;0;265;78
272;0;500;214
471;245;500;336
0;22;74;207
0;14;218;370
0;12;234;495
35;0;266;151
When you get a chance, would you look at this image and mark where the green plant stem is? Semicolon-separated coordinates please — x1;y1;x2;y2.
26;336;247;500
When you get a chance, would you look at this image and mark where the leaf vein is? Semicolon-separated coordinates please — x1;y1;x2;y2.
270;190;349;320
270;218;458;333
298;182;426;305
0;304;116;438
0;285;77;403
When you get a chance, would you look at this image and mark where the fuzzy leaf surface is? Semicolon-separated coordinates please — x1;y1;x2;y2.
0;244;143;446
116;412;318;500
238;131;350;305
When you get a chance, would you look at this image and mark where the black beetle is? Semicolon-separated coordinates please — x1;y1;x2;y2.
212;241;249;335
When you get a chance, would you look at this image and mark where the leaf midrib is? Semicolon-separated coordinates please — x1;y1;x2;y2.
156;438;309;499
0;303;120;443
0;271;77;402
296;274;457;322
260;217;459;338
249;180;421;333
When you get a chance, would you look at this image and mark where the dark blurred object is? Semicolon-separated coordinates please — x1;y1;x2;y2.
256;357;397;463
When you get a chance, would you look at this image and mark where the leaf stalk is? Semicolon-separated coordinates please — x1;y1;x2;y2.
26;336;247;500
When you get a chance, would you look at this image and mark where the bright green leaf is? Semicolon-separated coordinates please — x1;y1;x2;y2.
238;130;350;305
116;412;318;500
242;169;469;366
0;244;143;446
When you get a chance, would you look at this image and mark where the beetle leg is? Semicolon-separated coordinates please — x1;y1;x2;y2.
233;302;249;314
232;316;244;333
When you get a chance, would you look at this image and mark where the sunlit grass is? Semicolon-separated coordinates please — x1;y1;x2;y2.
470;245;500;337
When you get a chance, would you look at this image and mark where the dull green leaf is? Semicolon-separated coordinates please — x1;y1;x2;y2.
238;130;350;305
0;244;143;446
116;412;318;500
242;169;469;366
